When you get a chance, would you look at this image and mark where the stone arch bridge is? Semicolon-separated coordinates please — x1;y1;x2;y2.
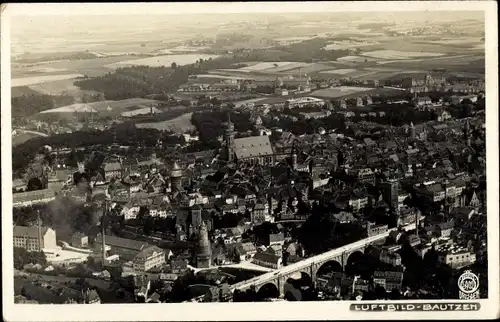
230;223;416;298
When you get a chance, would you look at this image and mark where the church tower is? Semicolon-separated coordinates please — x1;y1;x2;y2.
225;114;236;162
170;161;183;193
196;222;211;268
410;122;416;140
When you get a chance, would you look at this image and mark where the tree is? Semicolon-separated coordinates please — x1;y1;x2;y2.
27;177;44;191
13;247;48;269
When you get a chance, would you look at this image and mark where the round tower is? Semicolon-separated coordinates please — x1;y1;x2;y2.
196;222;211;268
170;161;183;192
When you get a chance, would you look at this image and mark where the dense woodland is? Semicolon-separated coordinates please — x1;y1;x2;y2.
190;109;253;148
11;126;184;176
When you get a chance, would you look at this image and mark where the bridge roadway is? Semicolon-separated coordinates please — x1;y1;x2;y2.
230;222;416;292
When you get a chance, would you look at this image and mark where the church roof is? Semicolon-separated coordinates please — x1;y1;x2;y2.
233;136;274;159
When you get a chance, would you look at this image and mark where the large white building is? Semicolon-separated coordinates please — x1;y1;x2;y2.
133;245;166;272
13;189;56;208
284;97;325;109
13;225;57;253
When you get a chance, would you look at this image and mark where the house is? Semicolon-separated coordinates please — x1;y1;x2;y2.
121;203;141;220
149;196;172;218
436;221;454;238
414;96;432;107
252;247;282;269
170;259;189;274
366;222;388;237
94;234;150;261
275;88;289;96
331;211;356;224
284;242;304;257
299;111;331;120
379;249;402;267
71;232;89;248
437;110;452;122
285;97;324;109
349;194;368;212
267;232;285;246
133;275;151;302
159;273;178;285
416;182;445;202
372;270;404;292
236;242;257;261
268;244;283;257
103;162;122;182
251;202;269;224
133;246;166;273
436;245;476;269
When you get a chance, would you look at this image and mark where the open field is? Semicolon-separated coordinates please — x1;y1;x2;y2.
11;86;41;97
12;132;41;146
11;55;153;79
361;50;445;60
311;86;375;99
25;79;100;97
323;39;380;50
240;62;310;72
194;74;254;80
105;54;219;68
312;86;403;100
38;98;161;115
135;112;194;133
273;63;335;74
12;74;84;87
337;55;379;63
320;68;358;75
40;103;98;114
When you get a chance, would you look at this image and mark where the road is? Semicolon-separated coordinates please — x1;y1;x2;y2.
15;270;112;290
22;130;48;137
230;223;417;291
189;261;274;274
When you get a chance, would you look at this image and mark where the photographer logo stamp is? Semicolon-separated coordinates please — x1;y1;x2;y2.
458;270;480;299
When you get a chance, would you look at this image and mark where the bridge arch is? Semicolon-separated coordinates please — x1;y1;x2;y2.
315;260;343;277
286;271;313;286
344;250;365;275
256;282;280;300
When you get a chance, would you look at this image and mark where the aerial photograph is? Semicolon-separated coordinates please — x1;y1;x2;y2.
9;7;487;304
